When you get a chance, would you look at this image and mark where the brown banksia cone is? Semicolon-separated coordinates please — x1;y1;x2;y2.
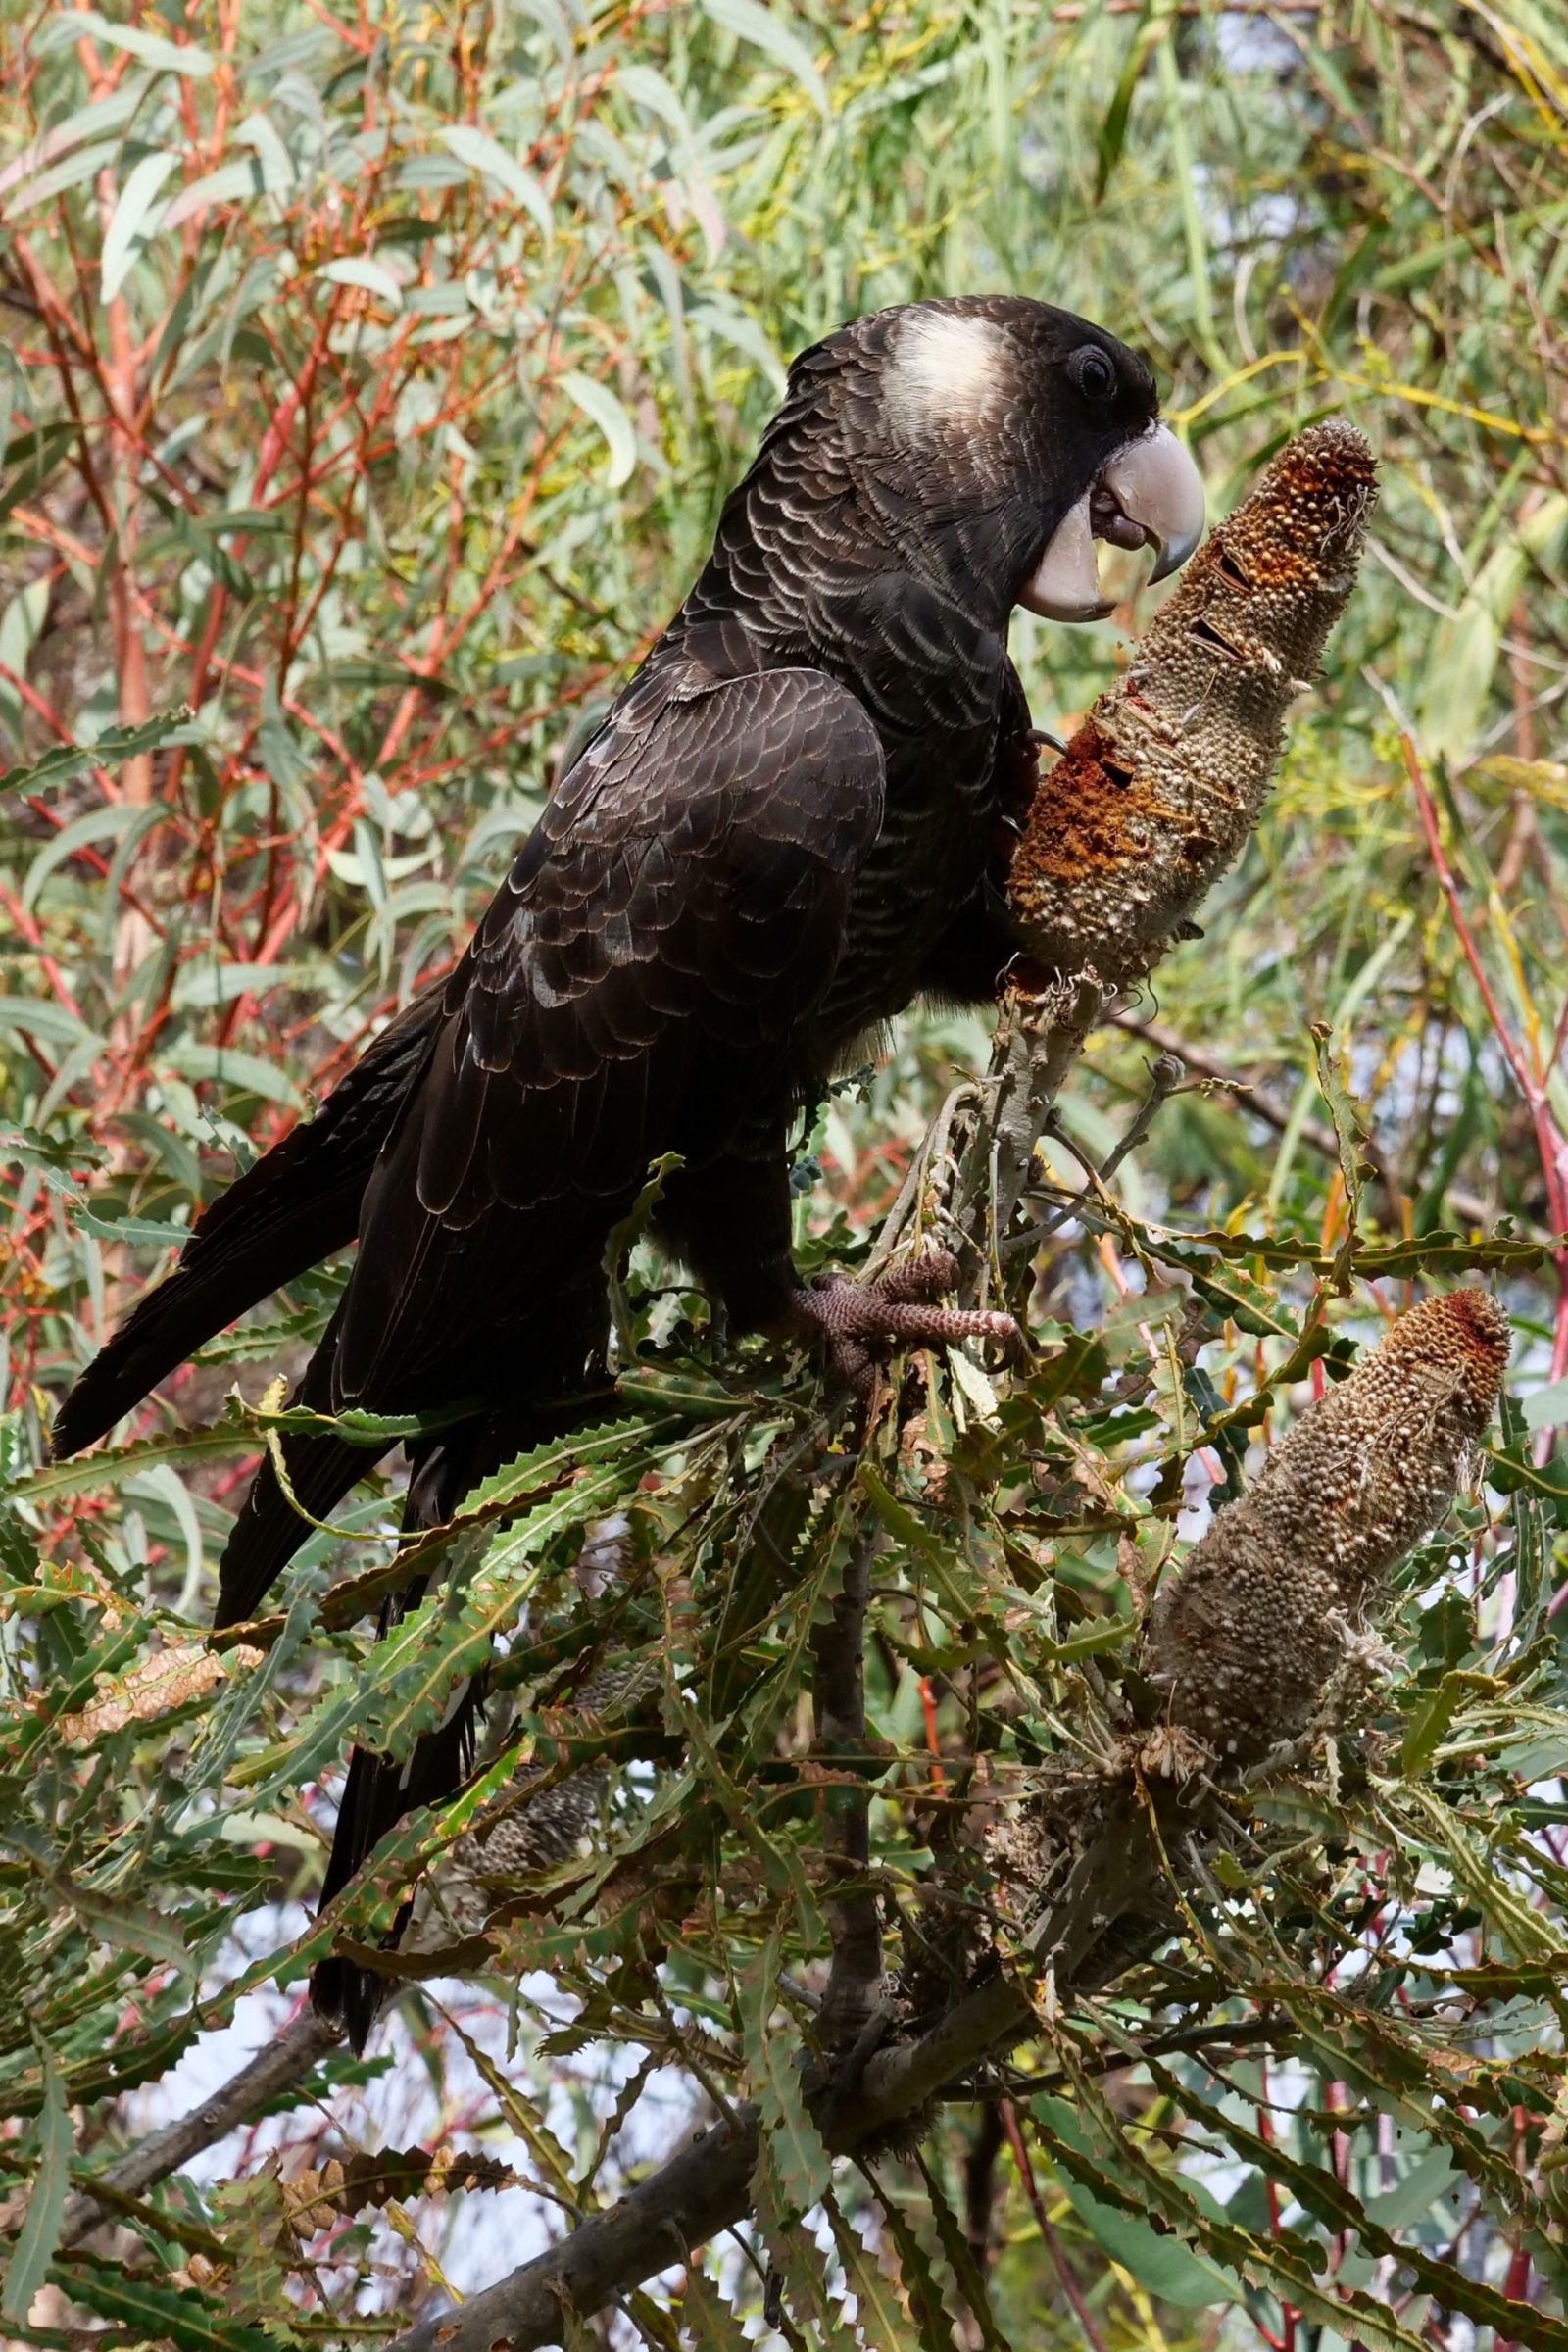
1144;1290;1510;1762
1007;419;1376;985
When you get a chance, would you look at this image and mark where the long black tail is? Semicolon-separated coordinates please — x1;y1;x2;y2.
52;983;447;1460
309;1417;505;2053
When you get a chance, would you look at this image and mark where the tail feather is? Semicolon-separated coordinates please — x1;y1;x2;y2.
53;983;447;1459
310;1419;496;2051
310;1657;484;2053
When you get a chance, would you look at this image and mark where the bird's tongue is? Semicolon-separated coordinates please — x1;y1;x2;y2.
1019;423;1206;623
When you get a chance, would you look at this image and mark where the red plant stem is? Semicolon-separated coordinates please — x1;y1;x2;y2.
999;2100;1111;2352
917;1676;946;1794
1256;2061;1298;2352
1403;737;1568;1394
0;887;89;1030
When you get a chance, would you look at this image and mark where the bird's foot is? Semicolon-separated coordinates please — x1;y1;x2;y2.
784;1249;1020;1395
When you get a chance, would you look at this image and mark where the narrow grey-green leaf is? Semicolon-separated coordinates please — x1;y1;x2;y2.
101;152;180;302
1;2035;73;2323
701;0;828;117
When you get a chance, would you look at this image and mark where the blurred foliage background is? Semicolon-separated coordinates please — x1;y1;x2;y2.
3;0;1568;2346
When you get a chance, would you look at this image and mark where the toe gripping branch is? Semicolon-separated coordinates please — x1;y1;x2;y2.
787;1248;1020;1395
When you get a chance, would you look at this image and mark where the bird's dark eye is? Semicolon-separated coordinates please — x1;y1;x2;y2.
1069;345;1117;402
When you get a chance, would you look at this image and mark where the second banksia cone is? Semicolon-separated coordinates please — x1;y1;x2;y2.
1007;418;1376;984
1144;1291;1511;1762
903;1298;1512;2016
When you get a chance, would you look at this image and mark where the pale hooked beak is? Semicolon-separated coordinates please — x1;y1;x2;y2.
1019;422;1206;622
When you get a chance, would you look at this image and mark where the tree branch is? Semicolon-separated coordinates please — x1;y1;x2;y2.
377;1808;1176;2352
61;2008;341;2245
810;1523;884;2061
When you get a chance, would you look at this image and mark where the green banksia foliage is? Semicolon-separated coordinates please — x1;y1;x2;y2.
1007;418;1377;983
1144;1290;1511;1762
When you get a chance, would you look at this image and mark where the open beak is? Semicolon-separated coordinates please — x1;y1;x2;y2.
1019;423;1206;622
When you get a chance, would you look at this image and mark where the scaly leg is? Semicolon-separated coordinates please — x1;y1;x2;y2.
782;1249;1019;1395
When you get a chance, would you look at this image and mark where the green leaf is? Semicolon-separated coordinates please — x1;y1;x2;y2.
60;10;211;74
909;2148;1007;2347
701;0;829;118
437;124;553;239
1361;2146;1459;2230
315;256;404;306
1034;2096;1239;2309
561;369;638;488
0;419;76;526
48;2252;288;2352
0;706;195;799
0;88;146;207
754;2163;859;2347
101;151;180;302
1401;1668;1492;1776
1095;8;1156;199
743;1927;831;2219
677;2266;744;2347
1;2035;73;2324
1144;2055;1568;2351
164;149;298;228
689;300;788;394
1419;497;1568;768
1037;2062;1429;2352
614;1365;747;1421
822;2193;917;2352
11;1424;267;1508
0;1121;101;1197
856;2178;954;2348
37;1865;194;1973
1524;1375;1568;1432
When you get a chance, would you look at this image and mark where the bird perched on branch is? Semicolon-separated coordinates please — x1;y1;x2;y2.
54;295;1204;2045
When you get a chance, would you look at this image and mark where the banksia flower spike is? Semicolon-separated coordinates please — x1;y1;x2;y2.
1007;418;1377;987
1144;1291;1511;1762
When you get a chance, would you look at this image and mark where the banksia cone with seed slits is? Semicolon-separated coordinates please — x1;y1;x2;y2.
1007;419;1376;983
1145;1291;1511;1762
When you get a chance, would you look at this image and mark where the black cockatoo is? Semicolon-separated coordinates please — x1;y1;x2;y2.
55;296;1203;2043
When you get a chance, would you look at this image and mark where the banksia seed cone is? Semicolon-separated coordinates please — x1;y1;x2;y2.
1007;419;1376;984
403;1661;635;1951
1144;1291;1510;1761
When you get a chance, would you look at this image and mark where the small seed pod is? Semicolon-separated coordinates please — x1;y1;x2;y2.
1007;418;1376;986
1144;1290;1511;1762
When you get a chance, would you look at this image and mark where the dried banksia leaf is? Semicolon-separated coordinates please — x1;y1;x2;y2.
1145;1290;1510;1762
1007;418;1376;984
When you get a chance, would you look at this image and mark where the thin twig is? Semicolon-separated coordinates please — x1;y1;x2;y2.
1111;1010;1503;1237
1000;2098;1110;2352
61;2007;341;2243
1002;1050;1186;1260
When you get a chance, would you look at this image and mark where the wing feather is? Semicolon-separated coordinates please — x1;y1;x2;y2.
332;665;884;1409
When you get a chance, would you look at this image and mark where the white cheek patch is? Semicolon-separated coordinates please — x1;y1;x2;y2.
885;311;1010;440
